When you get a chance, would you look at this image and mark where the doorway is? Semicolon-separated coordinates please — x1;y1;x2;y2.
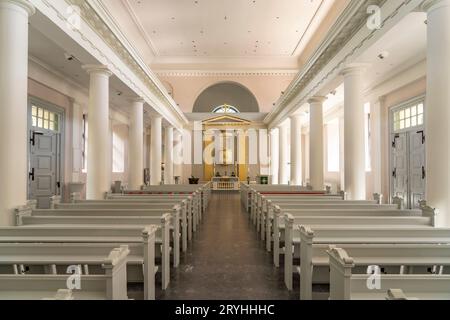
27;98;64;209
390;97;425;209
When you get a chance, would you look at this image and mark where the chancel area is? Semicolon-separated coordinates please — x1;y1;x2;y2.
0;0;450;301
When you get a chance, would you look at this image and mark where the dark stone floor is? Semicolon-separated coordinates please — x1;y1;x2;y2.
156;192;296;300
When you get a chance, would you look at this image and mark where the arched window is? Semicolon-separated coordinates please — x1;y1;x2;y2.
212;104;240;114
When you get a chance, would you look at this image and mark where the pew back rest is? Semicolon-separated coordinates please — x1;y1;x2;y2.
56;203;178;210
0;225;158;243
309;243;450;264
299;225;450;244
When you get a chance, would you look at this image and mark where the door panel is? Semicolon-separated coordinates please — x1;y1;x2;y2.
409;131;426;208
392;133;408;202
29;131;59;209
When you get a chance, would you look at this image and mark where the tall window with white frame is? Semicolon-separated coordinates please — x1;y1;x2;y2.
327;118;340;172
364;103;371;172
82;114;87;173
112;128;125;173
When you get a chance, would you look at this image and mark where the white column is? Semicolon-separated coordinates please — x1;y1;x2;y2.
214;130;223;164
173;130;183;183
164;126;174;184
290;114;303;186
270;128;280;184
279;123;289;184
83;65;112;200
370;98;383;196
341;65;367;200
258;129;270;175
309;97;326;190
150;116;162;185
422;0;450;226
128;99;144;189
0;0;34;225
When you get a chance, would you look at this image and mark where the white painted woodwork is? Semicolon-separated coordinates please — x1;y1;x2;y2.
290;114;303;186
0;0;35;225
150;116;162;185
308;97;326;190
278;124;289;184
422;0;450;226
83;65;113;200
164;126;174;184
129;99;144;190
270;128;280;184
341;65;367;200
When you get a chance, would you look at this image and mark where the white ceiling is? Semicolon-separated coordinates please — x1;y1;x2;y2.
355;12;427;90
122;0;334;68
28;24;160;126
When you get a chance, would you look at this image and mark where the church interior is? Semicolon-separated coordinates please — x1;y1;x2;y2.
0;0;450;302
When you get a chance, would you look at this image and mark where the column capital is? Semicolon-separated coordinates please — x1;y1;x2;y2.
151;115;163;121
289;113;304;120
0;0;35;16
421;0;450;12
131;97;145;104
82;64;113;77
340;63;370;77
308;96;327;105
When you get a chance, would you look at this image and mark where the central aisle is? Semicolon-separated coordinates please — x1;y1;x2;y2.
159;192;296;300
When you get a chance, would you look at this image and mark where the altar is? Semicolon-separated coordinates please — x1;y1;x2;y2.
212;176;240;191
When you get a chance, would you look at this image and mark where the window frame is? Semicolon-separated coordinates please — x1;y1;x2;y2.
391;97;426;134
212;104;240;114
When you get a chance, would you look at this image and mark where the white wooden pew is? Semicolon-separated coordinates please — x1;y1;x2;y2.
273;206;430;268
0;241;159;300
140;182;212;210
73;196;194;242
297;243;450;300
0;245;130;300
54;200;188;253
11;214;171;289
251;192;343;227
267;202;398;252
328;247;450;300
105;193;201;233
16;206;179;269
0;225;160;298
15;212;172;273
298;225;450;298
132;183;210;217
283;212;437;290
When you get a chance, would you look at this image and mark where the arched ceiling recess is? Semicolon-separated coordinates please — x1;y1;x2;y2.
193;82;259;113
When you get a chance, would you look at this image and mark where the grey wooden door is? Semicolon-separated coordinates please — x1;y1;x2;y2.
391;133;408;203
409;131;426;208
29;130;60;209
390;131;426;209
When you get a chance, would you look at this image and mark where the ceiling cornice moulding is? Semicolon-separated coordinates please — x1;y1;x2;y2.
155;70;299;77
